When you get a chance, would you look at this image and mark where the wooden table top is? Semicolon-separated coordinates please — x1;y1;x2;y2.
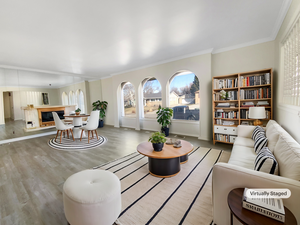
137;140;194;159
64;114;90;118
228;188;297;225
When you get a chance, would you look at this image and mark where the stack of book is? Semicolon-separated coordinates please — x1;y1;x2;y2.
240;73;271;87
241;102;254;107
214;78;238;89
240;88;271;100
216;103;230;107
215;110;239;119
257;101;270;106
242;188;285;222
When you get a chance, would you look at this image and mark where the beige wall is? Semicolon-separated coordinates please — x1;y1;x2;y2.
101;78;114;125
274;0;300;143
212;41;275;77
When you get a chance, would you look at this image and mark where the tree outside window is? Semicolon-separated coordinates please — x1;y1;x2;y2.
143;78;162;118
169;72;200;120
122;82;136;117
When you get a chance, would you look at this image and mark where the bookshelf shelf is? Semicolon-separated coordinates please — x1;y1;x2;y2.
212;68;273;145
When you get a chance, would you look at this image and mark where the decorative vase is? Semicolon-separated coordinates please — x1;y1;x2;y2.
152;143;164;152
161;127;169;137
75;112;80;115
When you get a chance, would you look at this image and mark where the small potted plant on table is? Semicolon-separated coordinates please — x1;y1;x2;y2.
156;106;173;137
92;100;108;128
75;108;81;115
148;132;167;152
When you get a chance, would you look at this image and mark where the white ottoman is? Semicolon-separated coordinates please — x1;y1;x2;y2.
63;170;121;225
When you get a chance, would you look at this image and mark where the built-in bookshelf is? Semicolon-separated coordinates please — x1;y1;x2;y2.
212;68;273;145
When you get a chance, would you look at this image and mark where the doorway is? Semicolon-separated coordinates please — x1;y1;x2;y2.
3;92;14;121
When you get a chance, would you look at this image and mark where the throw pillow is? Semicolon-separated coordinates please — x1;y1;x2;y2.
254;133;268;153
254;147;278;175
251;125;265;140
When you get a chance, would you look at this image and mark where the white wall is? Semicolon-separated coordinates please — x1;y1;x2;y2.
0;87;59;124
274;0;300;143
101;78;114;125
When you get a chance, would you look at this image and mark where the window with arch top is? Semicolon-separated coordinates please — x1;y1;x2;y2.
76;89;85;113
142;78;162;118
62;92;68;105
169;71;199;121
122;82;136;117
69;91;76;107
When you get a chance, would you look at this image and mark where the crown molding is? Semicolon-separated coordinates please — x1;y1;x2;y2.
110;48;214;77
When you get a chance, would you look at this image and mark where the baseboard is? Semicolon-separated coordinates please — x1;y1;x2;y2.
198;136;210;141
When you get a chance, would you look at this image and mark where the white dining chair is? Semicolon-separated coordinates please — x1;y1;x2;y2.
52;112;75;143
80;111;99;143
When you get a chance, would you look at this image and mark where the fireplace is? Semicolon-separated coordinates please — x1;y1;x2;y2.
41;110;64;122
37;107;65;127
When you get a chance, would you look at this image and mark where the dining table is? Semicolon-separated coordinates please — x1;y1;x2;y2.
64;114;90;138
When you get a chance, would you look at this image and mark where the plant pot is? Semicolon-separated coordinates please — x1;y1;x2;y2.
161;127;169;137
98;120;104;128
75;112;80;115
152;143;164;152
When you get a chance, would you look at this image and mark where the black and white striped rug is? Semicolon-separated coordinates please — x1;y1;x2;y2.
48;135;107;151
94;147;230;225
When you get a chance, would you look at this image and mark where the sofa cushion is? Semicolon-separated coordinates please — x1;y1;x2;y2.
234;137;254;148
254;147;278;175
266;120;281;153
228;145;257;169
252;126;265;140
274;134;300;180
254;133;268;153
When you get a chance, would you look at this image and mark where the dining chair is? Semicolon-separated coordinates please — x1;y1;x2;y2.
80;111;99;143
52;112;75;143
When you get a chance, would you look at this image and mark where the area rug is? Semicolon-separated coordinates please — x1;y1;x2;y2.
95;147;230;225
48;135;107;151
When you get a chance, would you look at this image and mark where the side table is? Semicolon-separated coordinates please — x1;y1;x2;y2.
227;188;297;225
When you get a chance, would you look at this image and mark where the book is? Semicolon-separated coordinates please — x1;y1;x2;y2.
242;188;285;222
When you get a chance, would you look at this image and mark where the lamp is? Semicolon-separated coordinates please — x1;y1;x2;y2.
249;107;266;126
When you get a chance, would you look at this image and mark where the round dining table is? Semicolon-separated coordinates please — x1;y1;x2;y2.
64;114;90;138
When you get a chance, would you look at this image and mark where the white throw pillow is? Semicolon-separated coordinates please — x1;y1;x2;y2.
254;147;278;175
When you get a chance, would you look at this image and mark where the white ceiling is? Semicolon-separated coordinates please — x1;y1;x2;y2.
0;0;291;86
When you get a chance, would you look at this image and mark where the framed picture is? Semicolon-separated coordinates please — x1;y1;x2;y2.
42;93;49;105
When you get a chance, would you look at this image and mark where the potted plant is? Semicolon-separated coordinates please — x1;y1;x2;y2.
148;132;167;152
92;100;108;128
220;90;228;100
156;106;173;137
75;108;81;115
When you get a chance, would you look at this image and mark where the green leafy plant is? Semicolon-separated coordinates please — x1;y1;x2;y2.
148;132;167;144
92;100;108;120
156;106;173;128
75;108;81;112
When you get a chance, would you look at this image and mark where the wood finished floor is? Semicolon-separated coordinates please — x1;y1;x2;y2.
0;124;231;225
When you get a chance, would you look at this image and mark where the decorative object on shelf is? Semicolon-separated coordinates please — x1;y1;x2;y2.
156;106;173;137
75;108;81;115
42;93;49;105
148;132;167;152
249;107;266;126
92;100;108;128
220;90;227;100
173;140;182;148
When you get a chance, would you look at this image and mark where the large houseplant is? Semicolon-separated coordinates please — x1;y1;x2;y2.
148;132;167;152
156;106;173;137
92;100;108;128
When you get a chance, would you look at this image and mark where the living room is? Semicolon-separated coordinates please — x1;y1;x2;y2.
0;0;300;224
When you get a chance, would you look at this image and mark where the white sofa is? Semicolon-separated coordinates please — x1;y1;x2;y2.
212;120;300;225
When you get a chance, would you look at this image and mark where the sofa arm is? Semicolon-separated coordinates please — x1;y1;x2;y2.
237;125;256;138
212;162;300;225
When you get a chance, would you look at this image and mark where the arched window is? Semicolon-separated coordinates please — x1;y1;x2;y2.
69;91;77;108
122;82;136;117
142;78;162;118
62;92;69;105
169;71;200;121
76;89;85;113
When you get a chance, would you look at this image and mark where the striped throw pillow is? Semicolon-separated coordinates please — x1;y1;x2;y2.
254;133;268;153
254;147;278;175
251;125;265;140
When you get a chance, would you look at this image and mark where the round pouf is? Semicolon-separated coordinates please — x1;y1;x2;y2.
63;170;121;225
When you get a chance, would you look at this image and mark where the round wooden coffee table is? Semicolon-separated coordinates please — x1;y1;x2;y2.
137;140;194;178
228;188;297;225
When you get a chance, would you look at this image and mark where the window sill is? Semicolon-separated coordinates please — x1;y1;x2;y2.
171;119;199;124
121;116;136;119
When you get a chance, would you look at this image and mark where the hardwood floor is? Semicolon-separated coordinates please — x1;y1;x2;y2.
0;124;231;225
